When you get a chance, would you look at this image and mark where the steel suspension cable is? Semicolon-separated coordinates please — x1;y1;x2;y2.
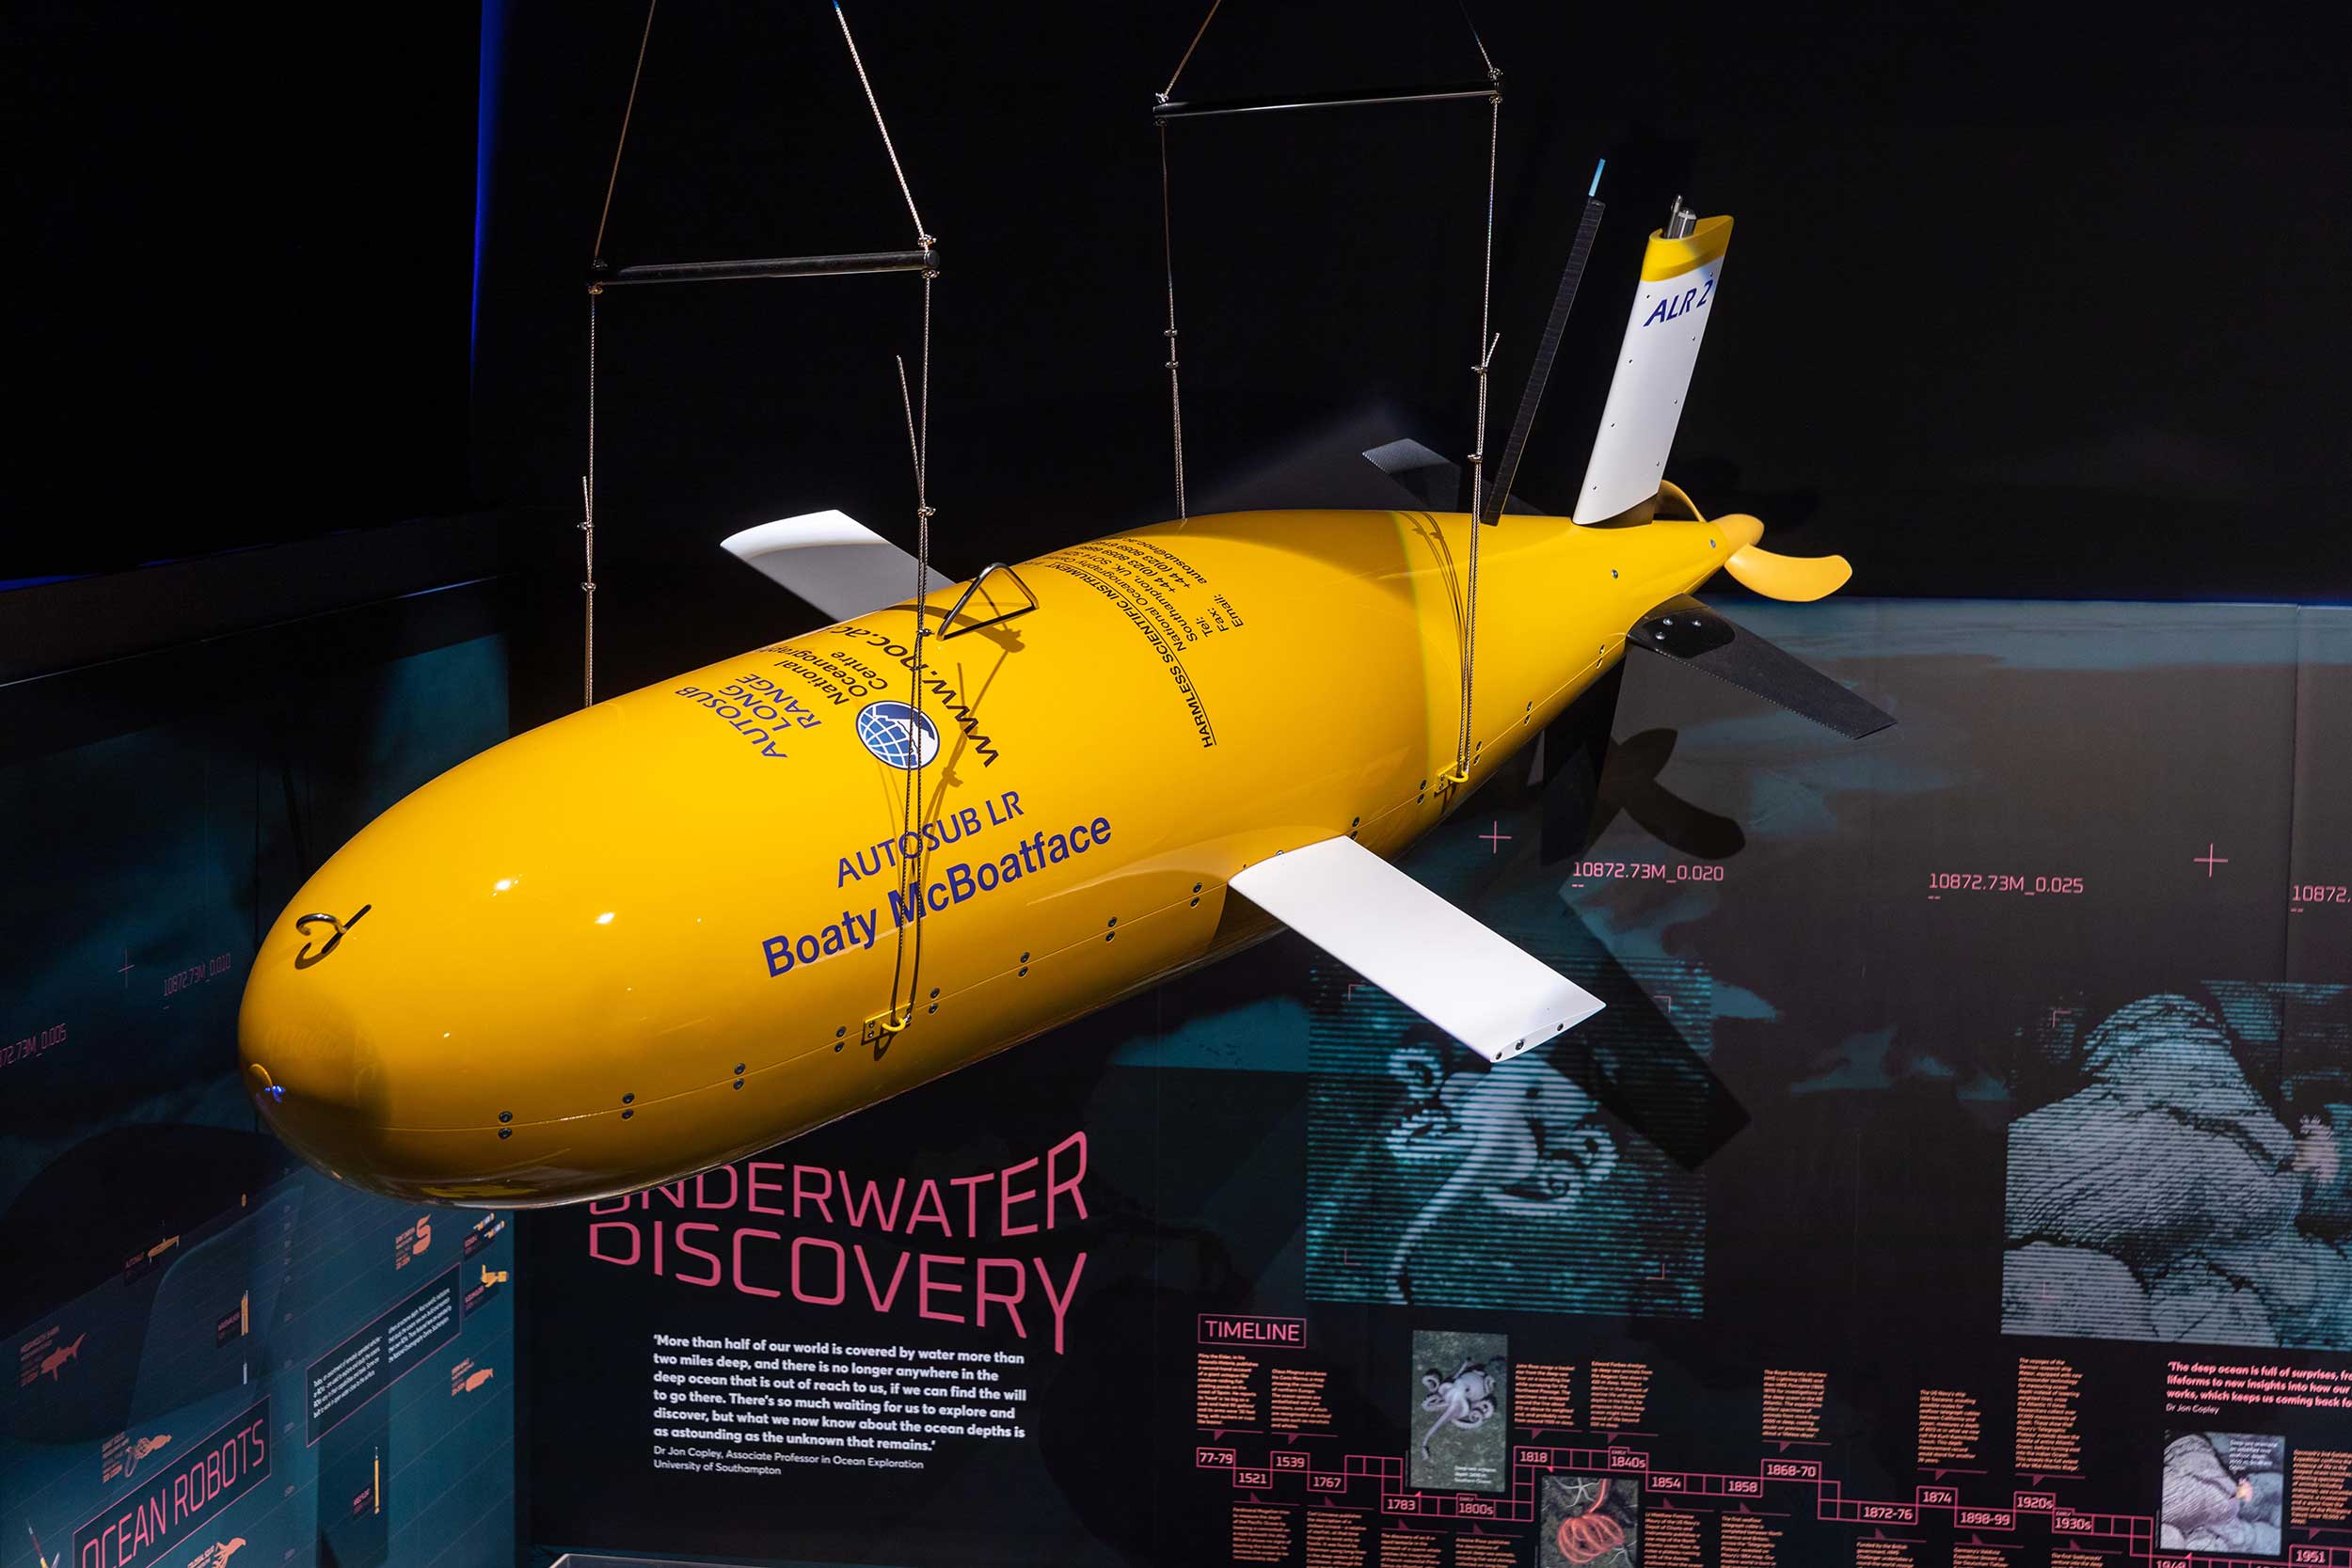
1455;89;1501;783
1149;0;1225;518
592;0;660;261
835;2;933;247
582;0;660;707
845;0;940;1036
1159;0;1225;103
885;269;938;1038
1158;125;1188;518
580;296;599;706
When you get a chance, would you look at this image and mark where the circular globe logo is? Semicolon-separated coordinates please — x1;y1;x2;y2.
855;701;941;769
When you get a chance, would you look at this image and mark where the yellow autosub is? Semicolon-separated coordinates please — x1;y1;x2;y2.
240;501;1813;1207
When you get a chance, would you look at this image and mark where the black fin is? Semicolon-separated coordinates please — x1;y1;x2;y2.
1630;594;1895;739
1363;437;1543;515
1363;438;1464;512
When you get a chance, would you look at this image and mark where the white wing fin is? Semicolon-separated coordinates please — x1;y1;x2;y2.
1229;835;1604;1062
721;510;920;621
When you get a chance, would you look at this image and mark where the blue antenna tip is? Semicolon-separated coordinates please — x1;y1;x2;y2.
1589;159;1606;198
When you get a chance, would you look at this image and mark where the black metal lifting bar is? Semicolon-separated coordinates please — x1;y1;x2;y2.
1152;79;1496;121
588;246;939;292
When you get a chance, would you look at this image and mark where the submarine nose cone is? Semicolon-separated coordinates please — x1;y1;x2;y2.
238;913;386;1184
233;700;782;1206
235;766;543;1198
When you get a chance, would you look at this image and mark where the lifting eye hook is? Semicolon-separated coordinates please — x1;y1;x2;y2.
294;905;373;967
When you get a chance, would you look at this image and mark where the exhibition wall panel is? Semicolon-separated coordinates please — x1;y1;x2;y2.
524;599;2351;1567
0;580;520;1568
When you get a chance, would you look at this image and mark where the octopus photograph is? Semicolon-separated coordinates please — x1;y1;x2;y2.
1407;1329;1510;1493
1308;1005;1702;1318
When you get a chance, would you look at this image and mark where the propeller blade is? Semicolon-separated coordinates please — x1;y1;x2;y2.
1723;540;1852;602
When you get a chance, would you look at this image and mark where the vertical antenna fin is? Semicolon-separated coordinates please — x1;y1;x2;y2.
1573;199;1733;525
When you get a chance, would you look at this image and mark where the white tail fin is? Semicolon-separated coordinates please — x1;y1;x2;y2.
721;509;920;621
1573;203;1733;525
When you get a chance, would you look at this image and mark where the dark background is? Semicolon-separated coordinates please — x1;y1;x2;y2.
11;1;2350;672
7;3;481;580
8;11;2349;1565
